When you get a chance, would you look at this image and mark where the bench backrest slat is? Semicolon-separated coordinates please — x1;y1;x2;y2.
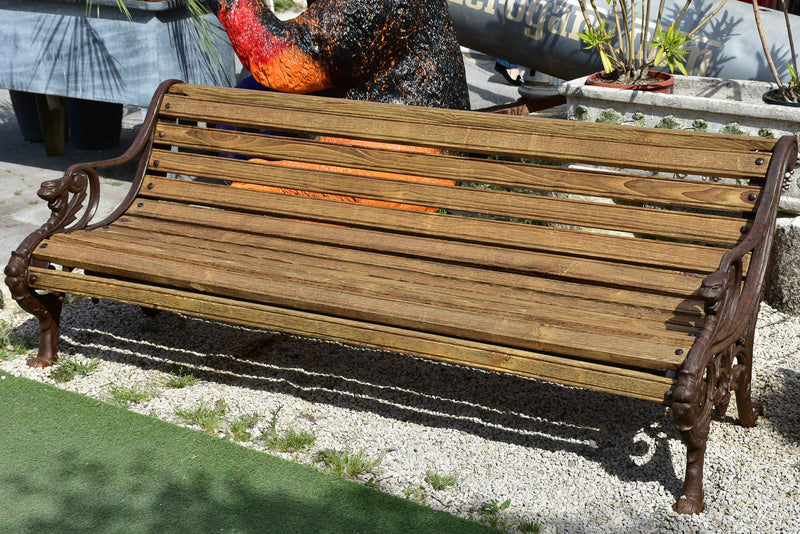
146;151;748;247
172;83;777;152
156;122;761;213
159;91;771;178
131;83;785;321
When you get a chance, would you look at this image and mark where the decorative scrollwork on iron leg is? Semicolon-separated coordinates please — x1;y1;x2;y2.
3;172;91;367
672;360;715;514
729;316;763;428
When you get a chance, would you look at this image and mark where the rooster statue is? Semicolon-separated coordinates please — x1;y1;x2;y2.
203;0;470;110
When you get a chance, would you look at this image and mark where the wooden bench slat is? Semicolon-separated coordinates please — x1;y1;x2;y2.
147;150;749;245
138;176;740;270
159;93;771;179
154;122;762;213
90;223;704;340
35;237;692;370
120;209;705;318
170;83;778;153
115;214;706;326
128;196;708;296
27;267;676;403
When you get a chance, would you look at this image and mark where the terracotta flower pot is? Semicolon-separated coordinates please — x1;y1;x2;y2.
585;71;675;94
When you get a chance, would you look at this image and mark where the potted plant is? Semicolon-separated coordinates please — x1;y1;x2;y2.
576;0;728;90
751;0;800;105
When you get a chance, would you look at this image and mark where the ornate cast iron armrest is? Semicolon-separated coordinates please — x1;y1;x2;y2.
670;136;797;514
678;135;797;383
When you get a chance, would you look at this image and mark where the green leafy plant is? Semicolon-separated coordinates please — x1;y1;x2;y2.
476;499;511;529
50;356;99;383
751;0;799;102
165;367;198;389
229;412;261;442
577;0;727;84
425;470;458;491
107;383;153;407
174;399;228;433
313;448;385;478
260;406;317;452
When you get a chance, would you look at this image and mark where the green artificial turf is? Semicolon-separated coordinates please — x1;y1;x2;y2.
0;374;494;534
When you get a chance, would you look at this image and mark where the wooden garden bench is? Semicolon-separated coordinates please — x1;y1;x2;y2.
5;80;796;514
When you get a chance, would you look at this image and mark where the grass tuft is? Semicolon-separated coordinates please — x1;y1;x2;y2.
107;383;153;407
426;469;459;491
229;413;260;442
0;320;31;360
164;367;198;389
260;405;316;452
50;356;99;383
314;448;385;478
174;399;228;433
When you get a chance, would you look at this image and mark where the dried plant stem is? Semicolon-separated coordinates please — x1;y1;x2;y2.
752;0;789;98
782;0;798;77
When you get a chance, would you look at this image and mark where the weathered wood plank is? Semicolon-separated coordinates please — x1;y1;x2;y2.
158;93;771;178
126;196;709;296
146;150;750;245
35;237;693;369
138;174;747;255
169;83;778;153
113;214;706;327
154;122;762;212
119;208;707;317
28;267;676;403
77;223;704;340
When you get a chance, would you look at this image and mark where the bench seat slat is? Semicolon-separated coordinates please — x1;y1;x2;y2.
26;267;676;403
35;236;692;370
121;207;705;317
146;151;749;245
114;215;706;327
89;223;704;340
154;123;762;213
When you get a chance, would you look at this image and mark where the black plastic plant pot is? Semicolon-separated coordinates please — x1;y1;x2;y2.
763;89;800;107
65;97;124;149
9;90;44;143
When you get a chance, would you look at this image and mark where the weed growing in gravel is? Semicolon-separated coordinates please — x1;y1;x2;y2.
475;499;511;530
164;367;198;389
313;448;385;478
403;483;428;502
517;519;542;533
107;383;153;407
425;469;458;491
229;413;260;442
260;405;316;452
174;399;228;433
50;356;100;383
0;321;30;360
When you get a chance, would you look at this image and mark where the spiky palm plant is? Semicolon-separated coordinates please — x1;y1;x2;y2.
577;0;728;84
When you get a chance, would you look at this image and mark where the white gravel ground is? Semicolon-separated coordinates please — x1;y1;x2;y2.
1;285;799;533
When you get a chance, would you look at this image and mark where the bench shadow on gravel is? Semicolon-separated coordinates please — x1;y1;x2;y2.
13;298;689;497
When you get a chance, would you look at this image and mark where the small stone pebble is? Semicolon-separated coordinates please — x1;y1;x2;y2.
2;286;799;533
